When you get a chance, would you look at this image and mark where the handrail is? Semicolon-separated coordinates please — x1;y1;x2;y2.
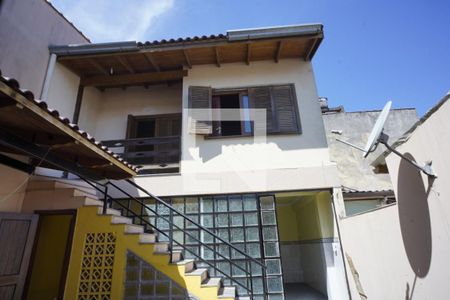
101;136;180;147
124;179;265;269
81;177;263;297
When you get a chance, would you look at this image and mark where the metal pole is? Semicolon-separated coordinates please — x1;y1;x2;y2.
169;208;174;262
102;185;108;214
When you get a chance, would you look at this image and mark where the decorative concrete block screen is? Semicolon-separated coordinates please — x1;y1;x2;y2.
78;232;116;300
124;251;190;299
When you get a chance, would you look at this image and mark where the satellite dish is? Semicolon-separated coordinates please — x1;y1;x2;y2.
362;101;392;158
334;101;437;177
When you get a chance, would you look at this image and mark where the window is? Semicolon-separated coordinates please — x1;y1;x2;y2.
211;92;252;137
188;84;301;137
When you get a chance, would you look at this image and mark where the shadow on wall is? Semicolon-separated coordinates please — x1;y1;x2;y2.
397;152;432;278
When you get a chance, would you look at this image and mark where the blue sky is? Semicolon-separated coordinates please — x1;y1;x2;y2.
51;0;449;116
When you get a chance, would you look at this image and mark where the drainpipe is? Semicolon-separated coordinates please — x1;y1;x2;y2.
40;53;57;101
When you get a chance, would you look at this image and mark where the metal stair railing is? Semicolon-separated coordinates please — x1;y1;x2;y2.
81;177;266;298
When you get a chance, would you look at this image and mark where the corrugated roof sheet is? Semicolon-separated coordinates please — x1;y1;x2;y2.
0;68;137;172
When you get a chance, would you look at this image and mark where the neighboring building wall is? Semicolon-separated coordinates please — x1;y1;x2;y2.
340;96;450;299
0;164;28;212
0;0;88;98
323;109;418;192
182;60;329;174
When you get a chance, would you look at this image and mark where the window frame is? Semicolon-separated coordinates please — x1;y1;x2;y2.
204;84;301;139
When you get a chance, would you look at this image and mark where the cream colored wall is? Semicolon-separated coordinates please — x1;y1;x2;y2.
78;86;102;135
45;63;80;121
181;60;329;174
0;164;29;212
91;84;182;140
340;97;450;299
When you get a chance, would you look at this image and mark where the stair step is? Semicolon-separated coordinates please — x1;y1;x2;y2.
27;180;98;198
152;243;170;253
185;268;209;282
218;286;236;299
97;207;121;216
82;197;103;207
201;277;222;288
124;224;144;234
110;215;132;225
170;259;195;273
138;233;157;244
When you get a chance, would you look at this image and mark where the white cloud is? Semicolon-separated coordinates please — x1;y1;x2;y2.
52;0;175;42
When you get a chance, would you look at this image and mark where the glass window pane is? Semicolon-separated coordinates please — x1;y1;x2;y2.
260;196;275;210
185;197;198;213
246;227;259;242
157;202;169;215
264;242;280;257
172;197;184;213
229;195;242;211
250;261;263;276
242;95;252;134
246;243;261;258
216;244;230;259
202;231;214;244
215;196;228;212
201;214;213;228
186;215;198;229
263;226;278;241
184;246;199;259
200;197;213;213
231;228;244;242
261;211;276;225
216;213;229;227
243;194;257;211
244;212;258;226
231;243;245;259
217;262;231;276
252;277;264;294
266;259;282;275
217;229;229;242
173;216;184;229
230;213;243;227
232;261;246;276
266;276;283;293
173;230;184;244
157;218;169;230
185;230;199;245
202;246;214;260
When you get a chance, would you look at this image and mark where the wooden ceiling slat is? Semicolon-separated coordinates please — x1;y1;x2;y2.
80;70;187;87
143;53;160;72
116;56;135;74
183;50;192;69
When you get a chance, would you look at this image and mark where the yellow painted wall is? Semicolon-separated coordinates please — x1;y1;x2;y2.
276;192;334;242
27;214;73;300
65;206;231;300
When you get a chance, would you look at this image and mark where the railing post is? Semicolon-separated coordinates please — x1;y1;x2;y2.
102;184;108;214
169;207;173;262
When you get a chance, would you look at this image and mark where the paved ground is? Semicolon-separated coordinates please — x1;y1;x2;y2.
284;283;327;300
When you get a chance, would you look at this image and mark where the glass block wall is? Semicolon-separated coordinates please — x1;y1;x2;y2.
117;193;284;299
124;251;190;299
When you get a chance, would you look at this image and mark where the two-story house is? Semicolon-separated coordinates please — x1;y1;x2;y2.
0;23;349;300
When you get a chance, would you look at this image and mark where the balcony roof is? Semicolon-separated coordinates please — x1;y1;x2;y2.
0;69;137;180
50;24;323;89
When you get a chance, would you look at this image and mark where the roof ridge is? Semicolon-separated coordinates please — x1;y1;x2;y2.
44;0;91;43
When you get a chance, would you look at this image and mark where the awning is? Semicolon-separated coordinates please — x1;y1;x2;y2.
0;69;137;180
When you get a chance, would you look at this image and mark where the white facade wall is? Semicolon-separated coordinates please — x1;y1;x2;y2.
181;60;329;174
45;63;80;120
340;96;450;299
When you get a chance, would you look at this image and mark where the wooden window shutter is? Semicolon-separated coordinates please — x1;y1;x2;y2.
188;86;212;134
249;86;275;133
271;85;300;133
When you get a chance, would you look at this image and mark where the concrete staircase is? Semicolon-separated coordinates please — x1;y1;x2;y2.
24;177;238;300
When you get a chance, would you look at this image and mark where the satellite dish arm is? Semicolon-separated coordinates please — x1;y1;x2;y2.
378;133;437;178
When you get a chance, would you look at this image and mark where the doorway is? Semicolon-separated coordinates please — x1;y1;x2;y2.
24;210;76;300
